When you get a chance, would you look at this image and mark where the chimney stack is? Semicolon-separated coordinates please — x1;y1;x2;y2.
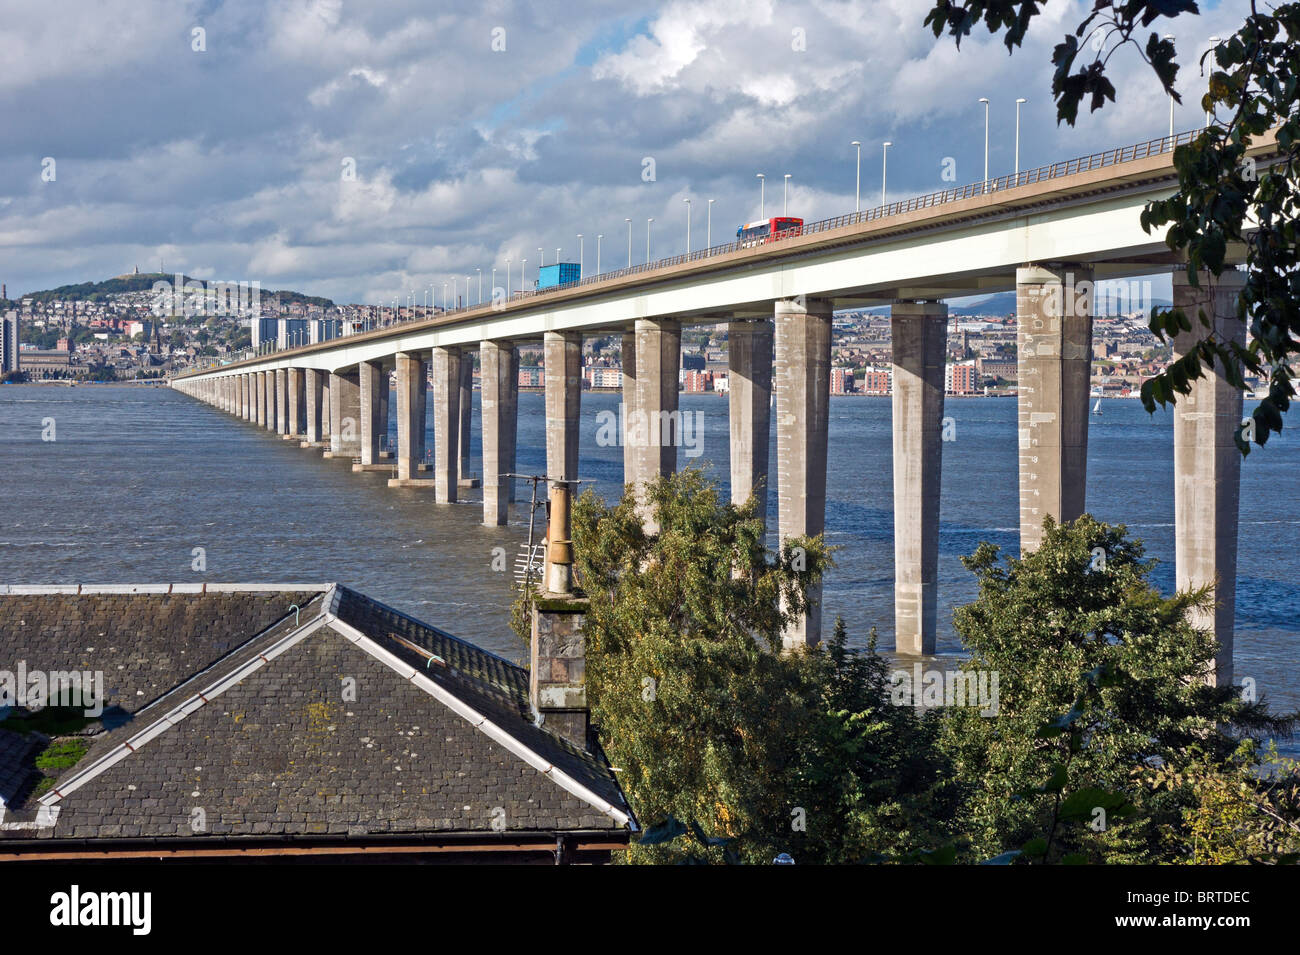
530;480;590;750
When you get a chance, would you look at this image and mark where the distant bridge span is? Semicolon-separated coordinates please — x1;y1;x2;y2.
175;127;1281;682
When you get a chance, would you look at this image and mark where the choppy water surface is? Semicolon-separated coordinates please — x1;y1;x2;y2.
1;383;1296;728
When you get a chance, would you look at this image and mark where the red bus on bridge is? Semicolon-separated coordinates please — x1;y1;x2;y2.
736;217;803;247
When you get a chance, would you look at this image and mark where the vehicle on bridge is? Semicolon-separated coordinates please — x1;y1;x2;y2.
736;217;803;247
536;263;581;290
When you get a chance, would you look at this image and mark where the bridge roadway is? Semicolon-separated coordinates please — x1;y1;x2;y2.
174;127;1281;682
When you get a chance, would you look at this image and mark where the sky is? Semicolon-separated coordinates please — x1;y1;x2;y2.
0;0;1252;306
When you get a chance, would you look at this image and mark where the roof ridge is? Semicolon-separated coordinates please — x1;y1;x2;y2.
332;583;525;673
0;583;335;596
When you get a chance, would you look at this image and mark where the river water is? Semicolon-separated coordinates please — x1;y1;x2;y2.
1;383;1297;726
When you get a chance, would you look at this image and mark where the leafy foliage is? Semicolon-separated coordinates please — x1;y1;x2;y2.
536;469;956;864
938;515;1293;863
925;1;1300;451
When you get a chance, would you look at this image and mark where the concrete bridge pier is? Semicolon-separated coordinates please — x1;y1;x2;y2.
358;360;387;468
480;340;518;525
287;368;305;438
256;371;268;428
1016;264;1094;553
304;369;323;445
621;330;638;492
379;370;391;458
544;331;582;493
275;369;288;435
774;296;833;649
633;318;681;532
431;346;462;503
390;351;432;486
328;370;361;458
1173;269;1247;686
245;374;254;422
458;355;474;486
321;373;331;442
237;374;247;421
728;318;774;518
890;301;949;655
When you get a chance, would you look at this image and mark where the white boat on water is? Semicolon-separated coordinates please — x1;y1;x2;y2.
1092;397;1102;415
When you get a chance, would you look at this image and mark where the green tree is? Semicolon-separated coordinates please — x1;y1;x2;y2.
924;1;1300;452
532;469;954;864
939;515;1291;863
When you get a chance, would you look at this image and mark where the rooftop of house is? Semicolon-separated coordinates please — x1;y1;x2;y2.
0;583;632;862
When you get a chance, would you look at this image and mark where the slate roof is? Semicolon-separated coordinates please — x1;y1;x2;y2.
0;584;632;849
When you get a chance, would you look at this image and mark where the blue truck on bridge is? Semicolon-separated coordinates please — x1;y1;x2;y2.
536;263;581;290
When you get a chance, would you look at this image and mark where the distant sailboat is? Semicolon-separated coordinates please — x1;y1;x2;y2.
1092;397;1102;416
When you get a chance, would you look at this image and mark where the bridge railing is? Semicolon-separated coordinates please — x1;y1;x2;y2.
454;127;1204;311
189;126;1206;372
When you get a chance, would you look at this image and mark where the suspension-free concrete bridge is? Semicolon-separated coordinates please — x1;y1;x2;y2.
173;127;1280;684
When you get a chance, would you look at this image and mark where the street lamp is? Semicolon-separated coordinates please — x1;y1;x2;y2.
783;174;791;216
596;234;602;274
490;268;496;301
881;142;891;205
756;173;765;219
476;268;481;305
707;199;714;247
625;218;632;267
646;217;653;262
851;140;861;212
442;281;448;311
538;247;544;267
521;258;527;292
505;258;511;299
979;97;990;187
1161;34;1177;138
684;198;691;253
577;234;583;276
1015;98;1026;175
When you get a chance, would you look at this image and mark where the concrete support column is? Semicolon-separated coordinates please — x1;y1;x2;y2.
1173;269;1247;686
321;373;332;439
431;347;462;502
275;369;288;434
1016;264;1093;553
359;360;385;465
305;369;323;444
632;318;681;531
328;370;361;457
379;370;391;457
237;374;247;420
544;331;582;490
890;301;949;655
481;340;519;525
774;296;833;650
394;352;428;481
728;319;774;516
256;371;268;427
287;368;305;437
621;330;638;492
459;355;474;483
